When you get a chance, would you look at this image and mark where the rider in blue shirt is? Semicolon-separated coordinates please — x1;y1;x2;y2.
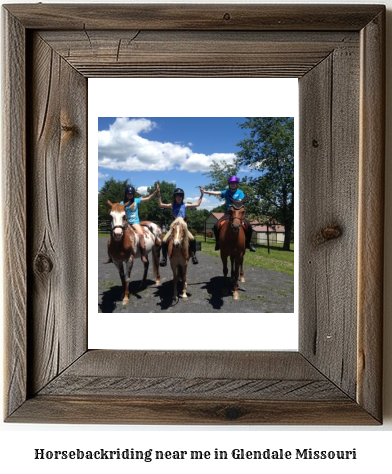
201;176;256;252
157;184;204;266
121;185;157;262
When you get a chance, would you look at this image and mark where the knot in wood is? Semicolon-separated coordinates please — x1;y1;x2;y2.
314;225;342;245
61;124;77;134
34;253;53;275
223;405;244;420
223;13;231;21
312;139;319;148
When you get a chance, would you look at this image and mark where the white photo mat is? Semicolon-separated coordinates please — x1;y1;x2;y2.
88;78;298;350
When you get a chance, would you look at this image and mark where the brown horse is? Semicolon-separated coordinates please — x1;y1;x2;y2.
167;217;189;303
218;198;247;300
106;201;162;304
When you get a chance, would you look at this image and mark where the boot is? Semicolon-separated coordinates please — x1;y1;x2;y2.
160;241;168;267
190;239;198;264
246;229;256;252
139;234;148;263
246;241;256;252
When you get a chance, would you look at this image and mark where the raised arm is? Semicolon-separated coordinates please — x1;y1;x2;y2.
156;183;172;209
140;188;158;203
200;187;222;197
185;185;204;208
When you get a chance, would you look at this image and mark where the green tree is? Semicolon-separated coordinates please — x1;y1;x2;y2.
237;117;294;251
185;207;210;233
139;180;176;225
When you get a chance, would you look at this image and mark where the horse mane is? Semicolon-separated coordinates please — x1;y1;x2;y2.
230;199;246;210
170;217;189;247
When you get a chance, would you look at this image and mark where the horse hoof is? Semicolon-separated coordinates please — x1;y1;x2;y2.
172;297;179;304
155;280;161;287
182;295;188;300
233;294;239;300
241;278;245;283
122;299;129;305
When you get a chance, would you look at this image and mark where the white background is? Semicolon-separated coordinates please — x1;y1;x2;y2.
89;77;299;351
1;0;391;473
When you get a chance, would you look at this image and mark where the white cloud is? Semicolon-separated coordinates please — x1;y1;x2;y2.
98;171;109;179
136;186;149;195
98;118;236;172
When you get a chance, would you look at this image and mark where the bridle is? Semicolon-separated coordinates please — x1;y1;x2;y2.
110;215;129;237
229;203;245;232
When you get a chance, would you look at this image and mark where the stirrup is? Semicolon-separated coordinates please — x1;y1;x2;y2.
215;243;219;251
192;256;198;264
247;243;256;252
160;257;167;267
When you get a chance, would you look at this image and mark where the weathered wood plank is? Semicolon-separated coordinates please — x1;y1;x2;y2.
299;40;360;399
4;4;384;31
63;350;321;379
9;396;379;425
357;9;385;422
38;30;358;78
28;33;87;395
2;8;27;420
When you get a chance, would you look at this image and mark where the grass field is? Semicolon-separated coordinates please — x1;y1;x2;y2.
200;237;294;276
98;234;294;276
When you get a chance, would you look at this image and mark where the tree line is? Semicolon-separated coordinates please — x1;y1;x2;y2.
98;117;294;250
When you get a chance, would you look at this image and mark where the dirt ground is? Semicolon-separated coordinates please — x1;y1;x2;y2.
98;238;294;313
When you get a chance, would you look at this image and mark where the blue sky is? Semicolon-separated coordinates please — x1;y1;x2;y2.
98;117;261;211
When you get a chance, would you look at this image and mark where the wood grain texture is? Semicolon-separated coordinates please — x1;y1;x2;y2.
38;30;358;78
10;396;377;425
4;4;384;31
357;9;385;421
2;4;384;425
27;33;87;396
2;8;27;419
299;41;360;399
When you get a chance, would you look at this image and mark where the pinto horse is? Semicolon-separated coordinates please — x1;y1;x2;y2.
106;201;162;303
167;217;189;303
218;197;247;300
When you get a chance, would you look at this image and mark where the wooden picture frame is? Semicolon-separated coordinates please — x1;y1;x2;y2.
3;4;384;424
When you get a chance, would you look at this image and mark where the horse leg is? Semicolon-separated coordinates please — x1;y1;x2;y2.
139;257;149;290
114;260;129;303
122;256;135;303
230;255;235;280
233;258;240;300
221;254;229;296
152;245;161;286
181;264;188;300
240;259;245;283
172;266;178;303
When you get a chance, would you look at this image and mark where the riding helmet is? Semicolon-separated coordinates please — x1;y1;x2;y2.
125;186;136;195
173;188;185;197
228;176;239;184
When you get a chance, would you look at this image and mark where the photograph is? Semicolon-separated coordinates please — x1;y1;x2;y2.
97;117;295;314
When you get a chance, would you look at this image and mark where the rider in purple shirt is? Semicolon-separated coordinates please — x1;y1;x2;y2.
157;184;204;266
201;176;256;252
